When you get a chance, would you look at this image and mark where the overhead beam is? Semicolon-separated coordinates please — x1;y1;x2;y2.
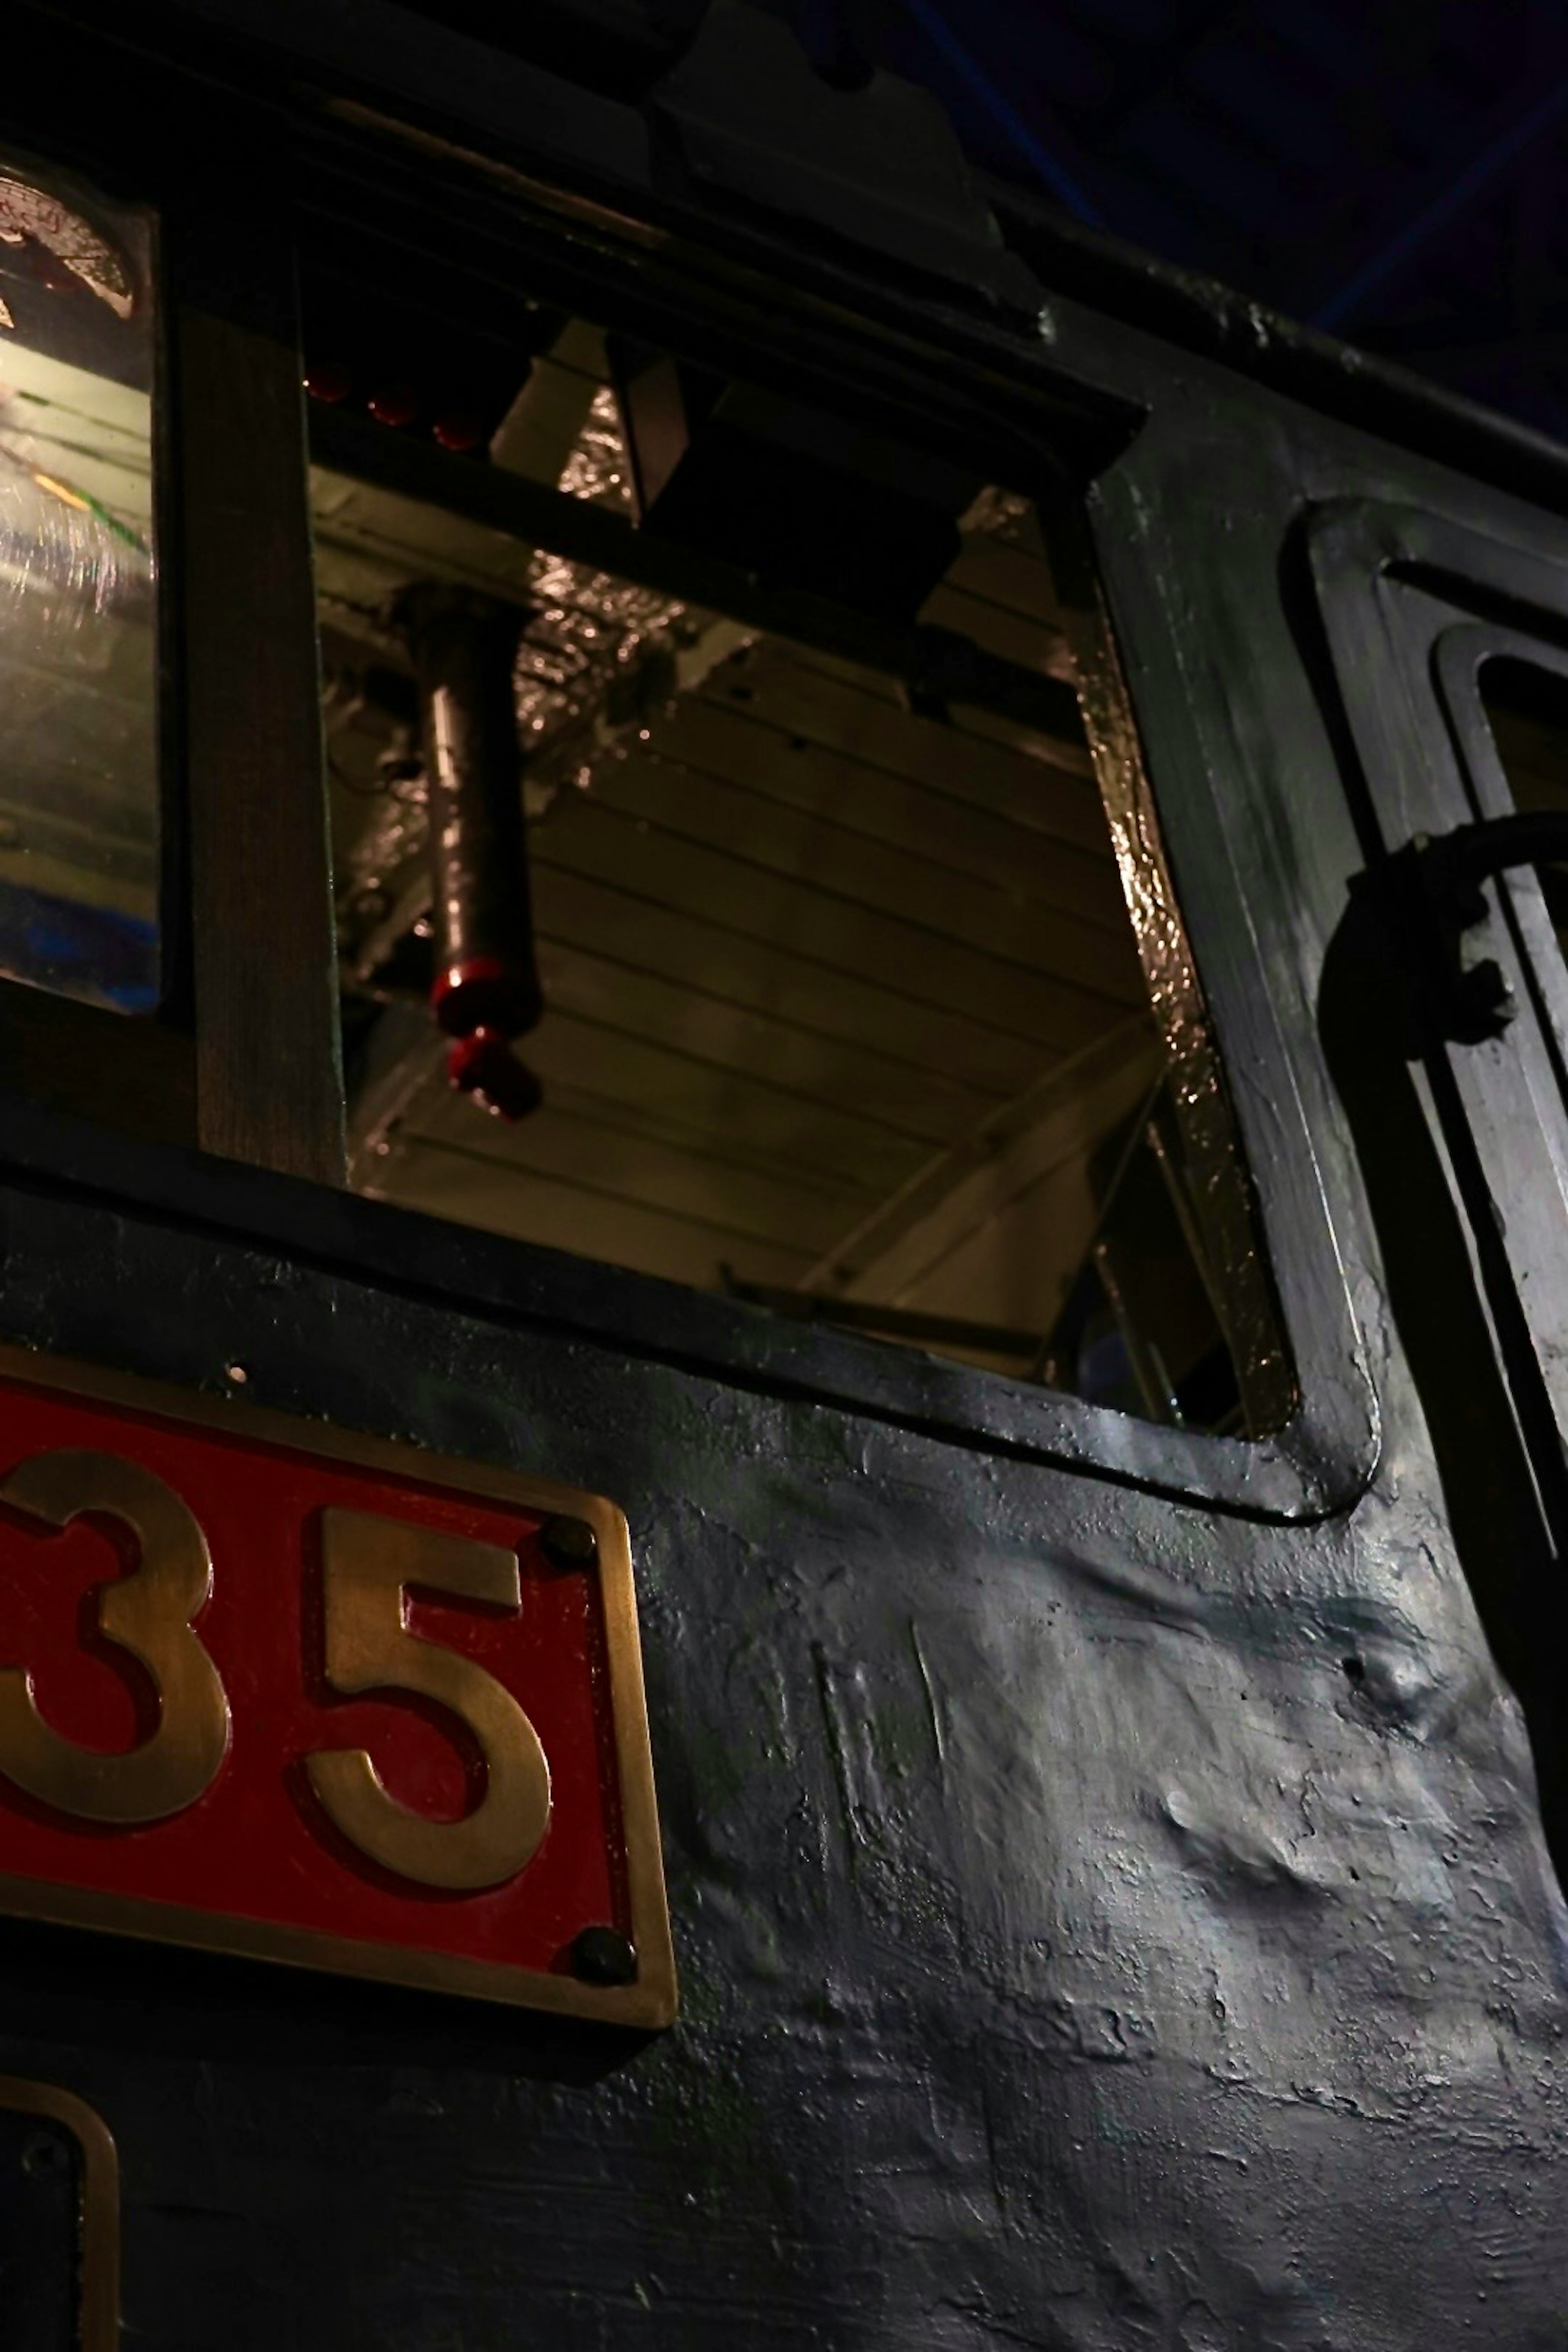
310;405;1087;753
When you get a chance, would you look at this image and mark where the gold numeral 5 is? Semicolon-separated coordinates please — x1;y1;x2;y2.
0;1449;231;1823
304;1509;551;1892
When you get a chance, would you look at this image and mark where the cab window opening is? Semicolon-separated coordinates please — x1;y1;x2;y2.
308;282;1294;1439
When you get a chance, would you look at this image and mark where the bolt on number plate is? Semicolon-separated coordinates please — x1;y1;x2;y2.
0;1345;676;2025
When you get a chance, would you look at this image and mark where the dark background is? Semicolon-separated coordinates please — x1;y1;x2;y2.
434;0;1568;442
772;0;1568;441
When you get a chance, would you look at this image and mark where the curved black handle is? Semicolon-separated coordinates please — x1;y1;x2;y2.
1392;812;1568;1044
1413;811;1568;891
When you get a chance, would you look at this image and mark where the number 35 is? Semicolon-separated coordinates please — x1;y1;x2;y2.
0;1450;550;1893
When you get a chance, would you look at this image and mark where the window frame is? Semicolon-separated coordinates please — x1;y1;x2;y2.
1307;495;1568;1503
287;114;1377;1522
0;40;1380;1526
0;120;189;1139
0;46;342;1178
1434;620;1568;1094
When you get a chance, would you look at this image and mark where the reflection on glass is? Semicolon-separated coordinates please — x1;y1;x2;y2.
0;156;156;1013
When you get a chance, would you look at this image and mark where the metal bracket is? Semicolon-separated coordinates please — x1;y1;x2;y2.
1393;812;1568;1043
648;0;1045;317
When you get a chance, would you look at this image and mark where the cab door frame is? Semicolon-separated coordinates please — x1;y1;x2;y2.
1309;495;1568;1534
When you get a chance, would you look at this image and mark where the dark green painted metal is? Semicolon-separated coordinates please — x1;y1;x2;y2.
0;2105;82;2351
0;3;1564;2346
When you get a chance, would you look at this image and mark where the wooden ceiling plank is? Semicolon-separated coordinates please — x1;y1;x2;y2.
509;1008;935;1191
528;867;1050;1095
589;752;1143;996
483;1074;876;1203
532;805;1144;1042
412;1096;863;1254
700;653;1109;837
941;537;1067;619
650;699;1125;915
376;1140;816;1291
535;937;1002;1136
954;700;1110;773
917;580;1072;675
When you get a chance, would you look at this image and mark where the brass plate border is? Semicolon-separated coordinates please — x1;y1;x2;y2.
0;1341;678;2030
0;2073;119;2350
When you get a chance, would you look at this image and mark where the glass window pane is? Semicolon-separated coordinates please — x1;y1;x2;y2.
0;156;157;1012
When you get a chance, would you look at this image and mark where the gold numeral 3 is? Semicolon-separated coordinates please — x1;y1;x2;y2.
0;1449;231;1824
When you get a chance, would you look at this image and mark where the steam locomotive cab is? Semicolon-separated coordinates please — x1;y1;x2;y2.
0;4;1564;2342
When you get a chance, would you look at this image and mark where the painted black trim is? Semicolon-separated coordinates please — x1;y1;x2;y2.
0;1090;1368;1523
28;0;1568;527
1434;624;1568;1083
1307;494;1568;1541
986;185;1568;528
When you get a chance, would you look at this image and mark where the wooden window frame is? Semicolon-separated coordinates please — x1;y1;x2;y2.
0;44;343;1181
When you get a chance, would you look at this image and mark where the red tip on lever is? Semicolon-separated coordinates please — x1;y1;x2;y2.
445;1028;543;1122
431;960;542;1122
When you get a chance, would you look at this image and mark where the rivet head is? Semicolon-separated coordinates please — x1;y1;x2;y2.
22;2134;67;2177
540;1515;597;1569
304;361;352;405
570;1925;638;1986
367;383;420;429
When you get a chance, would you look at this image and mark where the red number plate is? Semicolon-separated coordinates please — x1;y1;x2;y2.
0;1345;676;2025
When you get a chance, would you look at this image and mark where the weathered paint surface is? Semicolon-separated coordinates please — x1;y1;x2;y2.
5;2;1568;2343
0;1120;1559;2348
